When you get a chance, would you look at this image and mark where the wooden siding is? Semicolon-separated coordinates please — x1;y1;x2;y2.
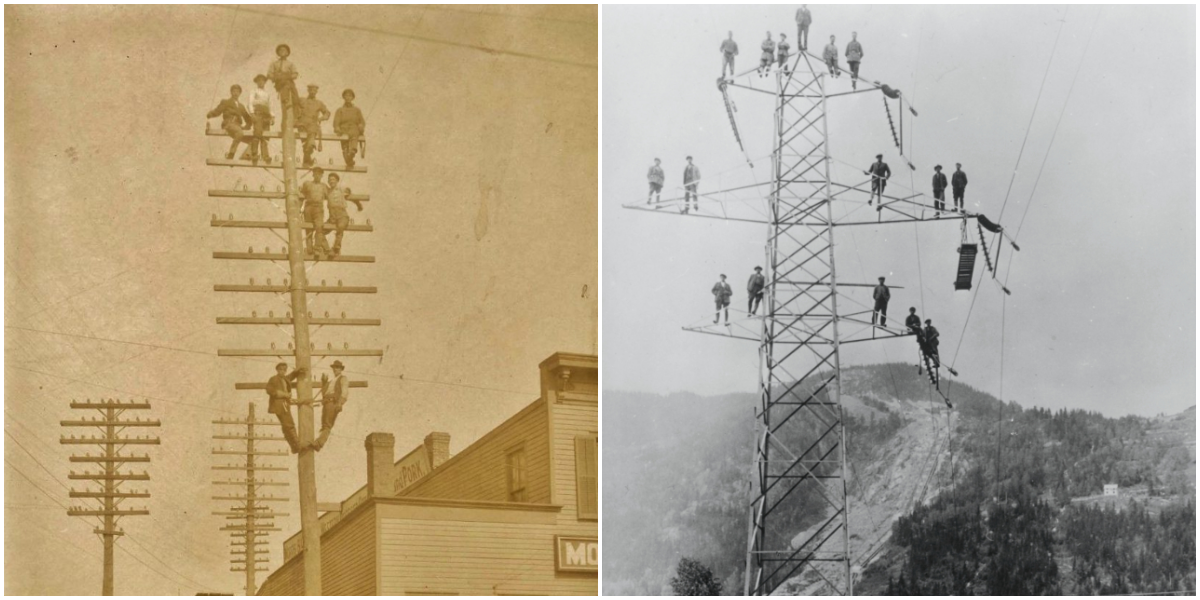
377;504;595;596
402;402;550;504
549;399;598;526
256;504;377;596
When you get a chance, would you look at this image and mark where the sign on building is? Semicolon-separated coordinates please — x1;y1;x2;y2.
555;536;598;573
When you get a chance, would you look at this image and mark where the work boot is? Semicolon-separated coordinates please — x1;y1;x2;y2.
225;150;235;160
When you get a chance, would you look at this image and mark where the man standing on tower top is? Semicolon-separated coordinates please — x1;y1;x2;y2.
720;31;739;79
795;5;811;51
823;35;840;78
777;33;791;75
267;43;299;113
333;89;366;169
758;32;776;77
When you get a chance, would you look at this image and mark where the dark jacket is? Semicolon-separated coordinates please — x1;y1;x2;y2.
208;98;252;129
905;314;921;332
952;170;968;190
924;325;940;348
747;272;765;294
868;161;891;181
933;172;948;193
712;281;732;302
873;283;890;302
266;369;301;402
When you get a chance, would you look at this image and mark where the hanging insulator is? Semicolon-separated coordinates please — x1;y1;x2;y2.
252;311;258;318
249;278;255;285
269;311;274;318
211;213;217;221
343;342;349;349
266;278;272;286
260;185;265;192
337;280;343;287
324;311;329;318
286;312;291;318
321;279;327;286
288;342;294;350
248;247;254;254
366;218;372;226
228;213;233;221
327;343;332;350
341;311;346;318
270;342;276;349
243;184;249;191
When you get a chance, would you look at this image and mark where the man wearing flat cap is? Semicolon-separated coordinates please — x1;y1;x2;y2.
872;276;891;329
931;164;948;216
747;266;766;316
248;74;273;165
296;83;330;168
312;360;350;451
683;155;701;214
865;153;890;207
301;167;332;258
712;273;732;325
333;89;366;168
267;43;299;113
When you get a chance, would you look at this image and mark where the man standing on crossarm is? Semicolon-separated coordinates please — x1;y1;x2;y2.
845;32;863;90
952;162;968;212
823;35;840;78
334;89;366;169
647;158;665;205
747;266;766;316
720;32;739;79
265;362;304;453
866;153;890;206
301;167;332;259
247;74;273;165
932;164;948;215
712;274;733;325
312;361;349;451
872;276;890;328
324;173;363;258
296;84;330;168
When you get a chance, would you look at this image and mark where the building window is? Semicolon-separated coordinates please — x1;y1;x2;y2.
506;444;527;502
575;434;598;519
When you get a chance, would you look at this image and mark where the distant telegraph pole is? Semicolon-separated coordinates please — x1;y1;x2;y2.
61;399;161;596
207;56;381;595
212;402;290;595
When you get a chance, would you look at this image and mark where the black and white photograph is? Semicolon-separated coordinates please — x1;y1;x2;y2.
603;4;1195;596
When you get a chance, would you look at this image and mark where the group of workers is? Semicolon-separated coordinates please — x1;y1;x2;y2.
207;44;367;169
710;267;767;325
647;156;701;214
301;167;365;259
717;7;866;90
266;360;350;453
866;155;970;215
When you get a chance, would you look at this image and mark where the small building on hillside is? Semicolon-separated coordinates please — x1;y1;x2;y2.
1103;483;1118;496
257;352;598;596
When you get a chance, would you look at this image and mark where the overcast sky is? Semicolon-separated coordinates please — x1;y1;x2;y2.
603;4;1195;419
5;5;596;595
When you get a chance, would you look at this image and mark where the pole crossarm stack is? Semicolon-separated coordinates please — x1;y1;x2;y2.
60;398;160;596
212;402;291;596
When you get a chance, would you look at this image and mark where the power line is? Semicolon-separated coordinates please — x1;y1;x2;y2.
366;6;429;121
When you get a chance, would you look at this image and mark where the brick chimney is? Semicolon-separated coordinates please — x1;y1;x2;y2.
365;432;395;498
424;432;450;469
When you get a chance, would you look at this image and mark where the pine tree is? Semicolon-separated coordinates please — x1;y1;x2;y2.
670;557;723;596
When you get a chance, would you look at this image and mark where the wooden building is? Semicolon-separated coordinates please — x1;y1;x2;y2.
257;352;598;596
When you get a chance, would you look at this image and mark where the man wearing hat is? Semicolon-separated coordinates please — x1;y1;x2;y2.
872;276;891;329
931;164;948;215
923;319;940;368
647;158;665;205
951;163;968;213
334;89;366;168
206;84;252;160
265;362;304;453
865;153;890;206
301;167;332;258
247;74;274;165
267;43;299;112
323;173;363;257
296;83;330;168
683;156;701;214
312;360;349;451
747;266;766;316
712;274;733;325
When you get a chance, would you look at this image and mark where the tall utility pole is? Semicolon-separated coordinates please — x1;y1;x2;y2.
61;398;160;596
212;402;290;595
624;49;976;595
207;78;380;595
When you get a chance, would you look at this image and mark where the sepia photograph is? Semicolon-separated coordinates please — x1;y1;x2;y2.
6;4;597;595
603;4;1195;596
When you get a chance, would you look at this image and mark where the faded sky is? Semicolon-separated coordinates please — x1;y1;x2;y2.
603;5;1195;418
5;5;596;595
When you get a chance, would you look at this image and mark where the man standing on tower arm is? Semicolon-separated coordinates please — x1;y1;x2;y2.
712;274;732;325
872;276;890;329
747;266;765;316
297;84;330;168
932;164;948;215
334;89;365;169
683;156;700;214
845;32;863;90
720;31;739;79
823;35;840;78
647;158;664;205
952;162;968;212
866;153;890;206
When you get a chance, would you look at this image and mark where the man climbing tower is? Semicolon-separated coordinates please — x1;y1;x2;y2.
932;164;948;215
312;361;349;451
845;32;863;90
795;5;811;51
267;43;299;114
952;162;968;212
265;362;304;453
758;32;776;77
823;35;840;78
866;153;890;206
301;167;332;259
207;85;252;160
923;319;941;368
872;276;890;329
904;307;922;336
720;31;739;79
296;84;330;168
712;274;732;325
747;266;766;316
683;156;701;214
333;89;366;168
647;158;665;205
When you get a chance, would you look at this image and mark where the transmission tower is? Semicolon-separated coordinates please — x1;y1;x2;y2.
207;77;382;595
60;398;161;596
212;402;291;595
624;49;987;595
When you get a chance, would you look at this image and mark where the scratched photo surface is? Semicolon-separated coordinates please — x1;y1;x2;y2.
5;5;597;595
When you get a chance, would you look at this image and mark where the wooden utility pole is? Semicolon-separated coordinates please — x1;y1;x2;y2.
212;402;290;595
208;74;380;596
61;399;160;596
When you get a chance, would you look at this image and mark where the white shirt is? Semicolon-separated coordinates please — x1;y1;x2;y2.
249;87;271;111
